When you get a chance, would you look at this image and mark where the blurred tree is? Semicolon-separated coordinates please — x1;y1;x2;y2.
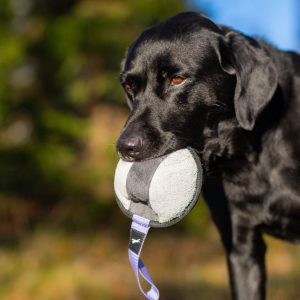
0;0;190;231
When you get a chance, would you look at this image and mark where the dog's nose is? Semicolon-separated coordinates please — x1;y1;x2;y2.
117;136;143;160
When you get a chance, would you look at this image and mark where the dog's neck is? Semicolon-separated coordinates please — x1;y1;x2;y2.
200;42;294;177
201;117;251;174
201;87;285;176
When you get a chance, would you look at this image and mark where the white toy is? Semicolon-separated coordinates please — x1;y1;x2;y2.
114;147;203;299
114;147;203;227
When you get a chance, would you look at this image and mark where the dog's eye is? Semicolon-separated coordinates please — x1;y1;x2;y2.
123;82;132;93
170;76;185;85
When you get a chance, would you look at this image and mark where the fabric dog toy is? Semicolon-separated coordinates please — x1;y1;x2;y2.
114;147;203;299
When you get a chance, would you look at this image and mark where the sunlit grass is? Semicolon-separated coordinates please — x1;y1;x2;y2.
0;225;300;300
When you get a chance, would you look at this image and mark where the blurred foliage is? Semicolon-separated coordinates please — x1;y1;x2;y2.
0;0;194;234
1;2;300;300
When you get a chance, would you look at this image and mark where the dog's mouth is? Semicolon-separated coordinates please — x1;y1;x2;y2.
117;147;180;162
117;143;200;163
117;151;140;162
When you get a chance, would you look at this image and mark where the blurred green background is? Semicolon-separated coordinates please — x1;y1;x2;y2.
0;0;300;299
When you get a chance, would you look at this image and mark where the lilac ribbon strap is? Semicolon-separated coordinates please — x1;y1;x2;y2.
128;214;160;300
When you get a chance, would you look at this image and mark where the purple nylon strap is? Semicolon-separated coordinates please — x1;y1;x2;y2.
128;214;160;300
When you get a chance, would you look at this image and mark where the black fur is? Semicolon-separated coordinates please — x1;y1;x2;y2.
116;12;300;300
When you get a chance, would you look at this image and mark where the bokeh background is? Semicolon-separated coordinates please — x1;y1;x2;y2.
0;0;299;299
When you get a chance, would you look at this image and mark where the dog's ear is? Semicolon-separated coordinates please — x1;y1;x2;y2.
217;32;278;130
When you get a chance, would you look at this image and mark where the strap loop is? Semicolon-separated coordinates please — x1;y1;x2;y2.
128;214;160;300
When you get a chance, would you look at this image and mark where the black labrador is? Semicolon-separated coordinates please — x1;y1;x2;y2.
116;12;300;300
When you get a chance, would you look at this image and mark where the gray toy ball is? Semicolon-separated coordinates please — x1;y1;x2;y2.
114;147;203;227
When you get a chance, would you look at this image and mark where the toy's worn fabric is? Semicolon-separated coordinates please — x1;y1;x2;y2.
114;147;203;227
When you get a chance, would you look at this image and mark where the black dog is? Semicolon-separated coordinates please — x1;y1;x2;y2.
116;12;300;300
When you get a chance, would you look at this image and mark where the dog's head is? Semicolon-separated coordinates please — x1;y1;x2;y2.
117;12;277;170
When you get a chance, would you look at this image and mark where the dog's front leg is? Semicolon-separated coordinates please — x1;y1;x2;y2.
228;213;266;300
203;177;266;300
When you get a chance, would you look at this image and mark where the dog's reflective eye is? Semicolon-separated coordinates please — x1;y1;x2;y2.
170;76;185;85
123;82;132;93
